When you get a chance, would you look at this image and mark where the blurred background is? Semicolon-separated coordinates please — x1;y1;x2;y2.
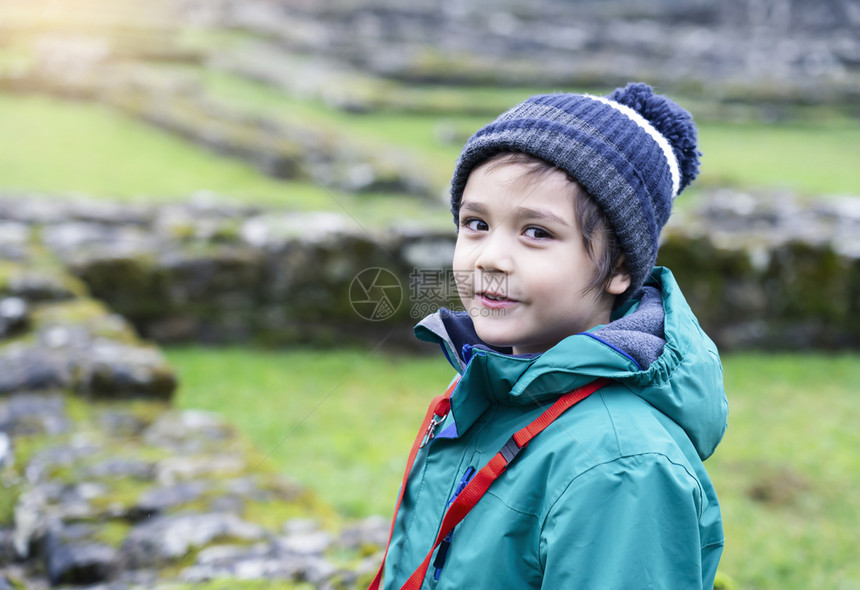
1;0;859;588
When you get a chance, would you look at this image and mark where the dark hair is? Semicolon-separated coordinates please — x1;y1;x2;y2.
482;152;626;296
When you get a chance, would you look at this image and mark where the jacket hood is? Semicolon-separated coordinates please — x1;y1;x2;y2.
414;267;728;460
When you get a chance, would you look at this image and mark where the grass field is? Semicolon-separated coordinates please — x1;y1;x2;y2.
0;93;448;228
2;90;860;214
165;347;860;590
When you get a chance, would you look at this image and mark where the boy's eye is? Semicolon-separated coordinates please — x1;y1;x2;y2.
524;226;553;239
462;218;488;231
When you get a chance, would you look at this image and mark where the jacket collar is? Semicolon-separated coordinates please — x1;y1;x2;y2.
414;267;729;460
414;312;640;439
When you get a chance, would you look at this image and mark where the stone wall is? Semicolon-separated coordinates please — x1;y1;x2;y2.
221;0;860;109
2;190;859;352
0;195;455;350
660;190;860;349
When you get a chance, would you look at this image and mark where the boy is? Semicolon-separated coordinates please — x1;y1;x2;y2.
372;83;728;589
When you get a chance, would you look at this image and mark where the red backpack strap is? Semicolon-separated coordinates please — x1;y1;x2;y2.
367;376;460;590
370;377;610;590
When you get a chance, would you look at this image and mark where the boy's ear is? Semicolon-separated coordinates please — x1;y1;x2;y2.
606;263;632;296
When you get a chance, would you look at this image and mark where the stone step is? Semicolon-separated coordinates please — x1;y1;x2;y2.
0;393;387;588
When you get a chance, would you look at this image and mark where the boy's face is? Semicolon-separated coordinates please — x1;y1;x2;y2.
453;159;630;355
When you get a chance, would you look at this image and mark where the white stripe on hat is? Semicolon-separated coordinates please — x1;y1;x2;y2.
585;94;681;199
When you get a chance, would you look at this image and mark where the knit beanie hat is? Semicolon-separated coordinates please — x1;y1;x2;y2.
449;82;700;300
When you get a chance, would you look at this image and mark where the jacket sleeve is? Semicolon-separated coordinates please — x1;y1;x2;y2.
539;453;706;590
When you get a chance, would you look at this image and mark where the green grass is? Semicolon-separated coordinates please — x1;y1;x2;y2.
165;347;453;518
0;93;449;228
2;86;860;216
167;347;860;590
710;353;860;589
0;93;316;202
697;121;860;196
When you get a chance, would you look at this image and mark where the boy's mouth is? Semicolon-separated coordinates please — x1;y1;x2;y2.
480;291;513;301
477;291;519;307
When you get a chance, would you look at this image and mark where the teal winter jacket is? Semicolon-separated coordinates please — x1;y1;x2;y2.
383;268;728;589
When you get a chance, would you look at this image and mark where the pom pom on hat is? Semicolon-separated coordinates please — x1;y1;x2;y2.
449;82;701;300
608;82;701;194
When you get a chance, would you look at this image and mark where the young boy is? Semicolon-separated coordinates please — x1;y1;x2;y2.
372;83;728;589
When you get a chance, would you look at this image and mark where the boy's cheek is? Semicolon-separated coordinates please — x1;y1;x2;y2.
450;268;475;296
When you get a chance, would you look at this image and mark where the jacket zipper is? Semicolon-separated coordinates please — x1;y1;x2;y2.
433;466;476;581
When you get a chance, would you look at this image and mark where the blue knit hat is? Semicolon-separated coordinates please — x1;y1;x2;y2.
449;82;700;299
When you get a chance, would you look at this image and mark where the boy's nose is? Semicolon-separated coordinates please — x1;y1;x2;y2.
474;233;512;273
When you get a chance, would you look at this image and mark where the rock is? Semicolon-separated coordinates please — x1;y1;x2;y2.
0;297;29;338
337;515;390;551
44;526;118;586
120;513;265;568
0;340;177;399
98;409;151;439
0;528;17;569
56;482;109;516
0;197;71;224
42;222;157;261
25;441;101;485
0;221;30;261
179;540;338;584
130;481;208;520
155;454;246;485
63;198;154;227
153;196;258;243
283;518;322;535
278;529;333;556
84;458;156;481
143;410;234;454
0;348;70;394
0;393;69;438
73;341;176;399
157;246;263;304
240;211;359;250
295;554;338;585
3;272;80;302
398;233;457;271
0;284;178;397
193;541;270;566
0;432;12;469
13;484;59;558
207;494;245;514
62;251;162;319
